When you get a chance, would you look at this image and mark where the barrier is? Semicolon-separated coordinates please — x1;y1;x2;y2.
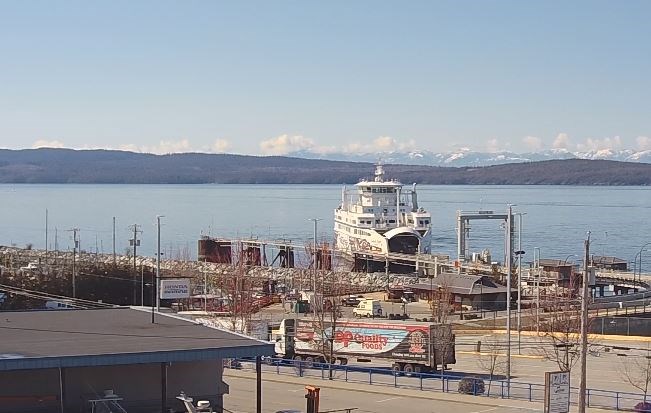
231;357;647;411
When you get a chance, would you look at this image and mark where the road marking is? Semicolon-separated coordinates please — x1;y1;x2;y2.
287;389;302;393
469;408;498;413
376;396;402;403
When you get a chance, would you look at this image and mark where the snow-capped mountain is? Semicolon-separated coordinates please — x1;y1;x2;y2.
287;148;651;167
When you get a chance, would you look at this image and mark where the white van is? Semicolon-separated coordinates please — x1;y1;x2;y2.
45;300;75;310
353;299;383;318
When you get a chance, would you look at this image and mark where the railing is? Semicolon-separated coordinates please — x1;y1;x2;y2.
228;358;647;411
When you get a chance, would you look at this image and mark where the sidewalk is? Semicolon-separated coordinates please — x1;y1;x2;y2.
225;369;613;413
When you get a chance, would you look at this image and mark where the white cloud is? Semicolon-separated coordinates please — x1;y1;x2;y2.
32;139;65;149
152;138;192;154
636;136;651;151
371;136;417;152
115;139;193;154
211;138;231;153
552;133;571;150
485;138;501;153
522;136;543;151
118;144;140;152
575;136;622;152
259;134;315;155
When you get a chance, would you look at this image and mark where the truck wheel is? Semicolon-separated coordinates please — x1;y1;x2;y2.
403;364;414;375
304;356;315;368
338;358;348;366
293;355;303;367
391;363;402;374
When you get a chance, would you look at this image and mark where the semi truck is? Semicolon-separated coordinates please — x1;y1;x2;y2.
270;318;456;373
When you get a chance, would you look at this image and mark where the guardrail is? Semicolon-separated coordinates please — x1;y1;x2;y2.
227;357;648;411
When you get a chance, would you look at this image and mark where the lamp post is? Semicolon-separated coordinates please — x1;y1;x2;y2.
308;218;321;293
534;247;541;333
636;243;651;285
515;249;525;354
505;205;513;394
156;215;164;313
515;212;526;354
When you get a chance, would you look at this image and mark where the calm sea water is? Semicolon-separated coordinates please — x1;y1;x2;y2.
1;184;650;269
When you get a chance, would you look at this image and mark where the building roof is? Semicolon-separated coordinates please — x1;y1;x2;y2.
591;255;627;265
0;307;273;371
539;259;576;268
408;273;510;295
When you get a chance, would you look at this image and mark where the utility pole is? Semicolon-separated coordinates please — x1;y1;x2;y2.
308;218;321;293
69;228;79;298
505;205;513;394
45;209;48;263
516;213;524;354
578;232;591;413
156;216;164;312
54;227;59;251
112;217;116;266
535;247;541;334
129;224;142;305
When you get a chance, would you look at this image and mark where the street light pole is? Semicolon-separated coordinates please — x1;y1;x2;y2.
156;215;164;313
308;218;321;293
534;247;541;334
515;213;525;355
637;243;651;286
579;232;591;413
505;205;513;393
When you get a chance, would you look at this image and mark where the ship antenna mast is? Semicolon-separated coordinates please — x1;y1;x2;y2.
374;162;385;182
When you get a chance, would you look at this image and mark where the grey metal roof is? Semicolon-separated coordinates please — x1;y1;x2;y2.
409;272;511;295
0;308;274;371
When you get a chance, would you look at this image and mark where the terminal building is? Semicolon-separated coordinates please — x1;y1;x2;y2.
0;307;273;413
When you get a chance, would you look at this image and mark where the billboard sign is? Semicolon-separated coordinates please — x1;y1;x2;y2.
159;279;190;299
545;371;570;413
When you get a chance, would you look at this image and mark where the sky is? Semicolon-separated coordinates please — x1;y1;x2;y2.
0;1;650;156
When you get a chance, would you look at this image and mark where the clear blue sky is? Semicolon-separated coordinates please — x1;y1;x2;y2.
1;1;649;155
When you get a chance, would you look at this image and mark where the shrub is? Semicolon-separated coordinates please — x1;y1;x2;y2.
458;376;486;395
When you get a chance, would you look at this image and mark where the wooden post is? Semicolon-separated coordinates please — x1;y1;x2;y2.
256;356;262;413
161;362;167;413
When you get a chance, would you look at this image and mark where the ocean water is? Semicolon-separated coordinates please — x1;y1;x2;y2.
1;184;650;269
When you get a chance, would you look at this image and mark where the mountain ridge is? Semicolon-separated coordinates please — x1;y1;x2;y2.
0;148;650;185
286;147;651;167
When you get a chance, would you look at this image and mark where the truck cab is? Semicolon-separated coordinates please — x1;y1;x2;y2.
353;299;382;318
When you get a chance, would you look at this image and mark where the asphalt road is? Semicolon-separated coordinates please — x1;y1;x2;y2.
224;374;544;413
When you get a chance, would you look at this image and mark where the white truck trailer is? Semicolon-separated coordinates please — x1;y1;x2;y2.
271;318;456;373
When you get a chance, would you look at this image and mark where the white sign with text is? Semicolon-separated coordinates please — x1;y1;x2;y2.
159;279;190;299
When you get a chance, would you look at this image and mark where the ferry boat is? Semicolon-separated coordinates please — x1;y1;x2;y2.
334;163;432;272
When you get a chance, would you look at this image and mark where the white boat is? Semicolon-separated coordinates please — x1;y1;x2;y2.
334;163;432;270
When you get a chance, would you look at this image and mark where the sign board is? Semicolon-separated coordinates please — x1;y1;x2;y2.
544;371;570;413
159;279;190;299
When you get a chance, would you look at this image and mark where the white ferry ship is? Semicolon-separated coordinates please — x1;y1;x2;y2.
334;164;432;270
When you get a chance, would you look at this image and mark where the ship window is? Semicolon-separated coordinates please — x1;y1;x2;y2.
407;218;413;224
375;219;380;224
366;187;371;191
367;220;372;224
425;220;430;224
389;220;395;223
383;208;388;213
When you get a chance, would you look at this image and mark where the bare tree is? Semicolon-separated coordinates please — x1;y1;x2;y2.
477;338;510;394
619;352;651;400
534;294;597;373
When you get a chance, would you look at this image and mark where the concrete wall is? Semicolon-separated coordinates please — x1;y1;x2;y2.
0;360;227;413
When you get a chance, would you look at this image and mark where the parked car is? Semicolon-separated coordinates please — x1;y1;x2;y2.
341;295;361;307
